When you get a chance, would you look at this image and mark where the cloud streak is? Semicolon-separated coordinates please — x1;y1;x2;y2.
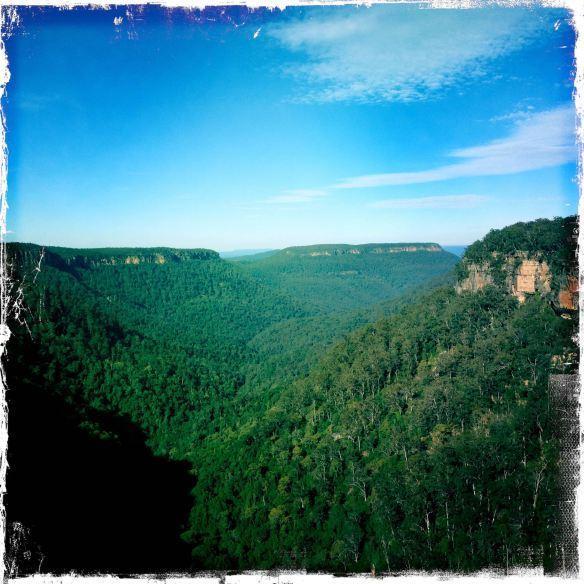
269;6;548;103
370;194;487;210
335;105;576;189
263;189;329;204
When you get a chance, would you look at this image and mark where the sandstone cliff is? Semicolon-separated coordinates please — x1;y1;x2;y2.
456;253;557;303
455;216;578;312
6;243;219;276
284;243;443;257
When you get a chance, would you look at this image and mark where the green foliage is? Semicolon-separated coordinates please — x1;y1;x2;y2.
4;218;577;572
187;287;574;571
46;244;219;263
235;244;457;314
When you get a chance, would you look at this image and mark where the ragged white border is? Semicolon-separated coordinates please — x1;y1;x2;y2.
0;0;581;582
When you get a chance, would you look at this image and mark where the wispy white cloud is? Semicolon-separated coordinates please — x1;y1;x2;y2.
335;105;576;189
269;6;548;103
14;92;81;112
370;194;487;209
488;105;536;124
263;188;329;204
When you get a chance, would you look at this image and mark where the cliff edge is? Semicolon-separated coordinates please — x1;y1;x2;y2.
455;216;578;311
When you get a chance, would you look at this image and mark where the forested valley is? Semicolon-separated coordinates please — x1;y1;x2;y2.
3;216;578;574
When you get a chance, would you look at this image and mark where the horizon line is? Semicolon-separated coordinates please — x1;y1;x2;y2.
5;240;471;253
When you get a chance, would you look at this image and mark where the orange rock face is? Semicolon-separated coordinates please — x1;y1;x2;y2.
512;260;551;303
559;275;579;310
455;263;493;293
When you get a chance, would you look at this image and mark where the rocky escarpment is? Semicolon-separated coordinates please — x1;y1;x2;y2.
455;262;495;293
455;216;578;312
283;243;443;257
52;248;219;269
456;253;555;303
456;253;578;310
558;275;579;310
6;243;219;275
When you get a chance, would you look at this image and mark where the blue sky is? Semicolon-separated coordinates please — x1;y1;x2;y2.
3;4;578;250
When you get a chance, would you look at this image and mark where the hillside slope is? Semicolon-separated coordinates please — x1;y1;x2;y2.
4;237;457;573
235;242;458;314
4;217;577;573
184;216;578;572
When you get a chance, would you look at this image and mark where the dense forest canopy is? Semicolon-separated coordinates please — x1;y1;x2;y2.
4;216;578;574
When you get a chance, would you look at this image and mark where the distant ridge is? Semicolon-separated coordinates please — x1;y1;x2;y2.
269;242;443;258
7;241;451;270
228;249;280;262
7;242;219;270
227;243;446;263
220;248;274;259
